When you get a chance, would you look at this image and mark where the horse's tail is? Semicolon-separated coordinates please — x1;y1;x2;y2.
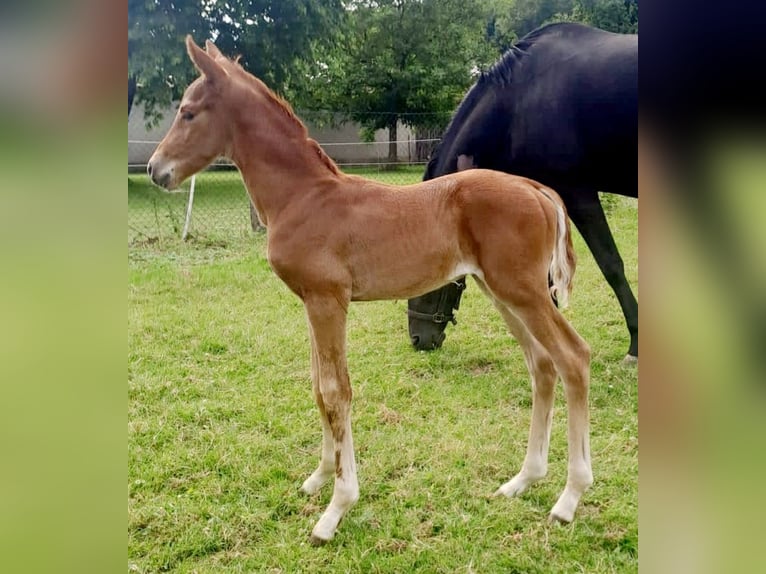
536;185;576;308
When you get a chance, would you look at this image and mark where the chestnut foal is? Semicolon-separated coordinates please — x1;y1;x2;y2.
148;36;592;544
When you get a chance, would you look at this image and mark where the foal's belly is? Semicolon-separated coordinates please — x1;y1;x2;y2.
349;253;479;301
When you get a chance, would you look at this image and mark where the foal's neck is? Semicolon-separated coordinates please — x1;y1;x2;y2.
228;83;343;225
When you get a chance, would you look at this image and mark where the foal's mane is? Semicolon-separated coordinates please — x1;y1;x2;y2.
222;55;342;176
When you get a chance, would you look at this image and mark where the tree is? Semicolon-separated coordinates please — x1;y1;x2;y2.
484;0;576;52
311;0;497;162
483;0;636;54
128;0;344;125
128;0;213;124
567;0;638;33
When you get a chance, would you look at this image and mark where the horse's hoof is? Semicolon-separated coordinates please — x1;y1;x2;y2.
622;354;638;366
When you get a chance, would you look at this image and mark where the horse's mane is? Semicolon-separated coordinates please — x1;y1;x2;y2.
260;83;341;175
482;22;593;86
425;80;488;177
427;23;576;173
224;56;342;176
479;44;528;86
478;22;576;86
426;41;529;173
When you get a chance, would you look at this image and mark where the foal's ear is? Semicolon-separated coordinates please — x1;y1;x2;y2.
205;40;224;60
186;35;227;85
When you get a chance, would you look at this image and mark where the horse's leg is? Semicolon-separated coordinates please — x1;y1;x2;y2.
303;293;359;544
300;330;335;495
564;189;638;362
473;278;557;496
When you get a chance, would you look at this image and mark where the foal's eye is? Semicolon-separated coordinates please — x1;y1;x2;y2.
181;111;195;121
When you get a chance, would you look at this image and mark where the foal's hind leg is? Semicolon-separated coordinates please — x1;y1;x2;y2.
510;296;592;523
484;274;592;522
474;279;557;497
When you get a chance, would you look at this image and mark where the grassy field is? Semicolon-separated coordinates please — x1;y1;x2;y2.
128;168;637;573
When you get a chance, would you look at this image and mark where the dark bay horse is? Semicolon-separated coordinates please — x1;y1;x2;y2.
408;23;638;362
148;37;592;544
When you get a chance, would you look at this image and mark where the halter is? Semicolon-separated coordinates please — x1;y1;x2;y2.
407;278;467;325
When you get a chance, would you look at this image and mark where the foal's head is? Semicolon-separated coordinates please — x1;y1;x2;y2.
147;37;234;190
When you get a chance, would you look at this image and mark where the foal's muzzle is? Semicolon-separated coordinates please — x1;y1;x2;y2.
147;159;174;189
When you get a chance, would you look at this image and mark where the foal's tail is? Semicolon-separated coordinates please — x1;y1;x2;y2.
536;186;576;308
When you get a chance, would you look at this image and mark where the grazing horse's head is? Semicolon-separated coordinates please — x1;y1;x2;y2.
407;279;465;350
147;37;233;190
407;290;448;350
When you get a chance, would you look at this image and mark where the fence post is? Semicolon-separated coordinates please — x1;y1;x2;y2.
181;175;196;241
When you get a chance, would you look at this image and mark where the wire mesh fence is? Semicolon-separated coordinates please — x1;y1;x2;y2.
128;138;438;245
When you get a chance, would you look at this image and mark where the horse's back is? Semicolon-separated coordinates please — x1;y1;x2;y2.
507;25;637;189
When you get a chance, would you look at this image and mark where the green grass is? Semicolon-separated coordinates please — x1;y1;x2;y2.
128;169;637;573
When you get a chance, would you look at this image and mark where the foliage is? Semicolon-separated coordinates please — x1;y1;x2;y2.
128;0;344;126
128;1;638;149
128;0;213;125
306;0;637;154
484;0;576;51
549;0;638;34
309;0;498;146
207;0;346;110
484;0;637;52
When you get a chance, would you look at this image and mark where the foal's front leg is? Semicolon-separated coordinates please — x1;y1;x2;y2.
300;335;335;495
302;294;359;544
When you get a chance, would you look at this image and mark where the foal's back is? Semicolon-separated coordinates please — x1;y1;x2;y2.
268;169;559;302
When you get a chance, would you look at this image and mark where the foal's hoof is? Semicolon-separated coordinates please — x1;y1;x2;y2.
309;532;332;546
300;482;318;496
548;511;573;524
622;354;638;367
